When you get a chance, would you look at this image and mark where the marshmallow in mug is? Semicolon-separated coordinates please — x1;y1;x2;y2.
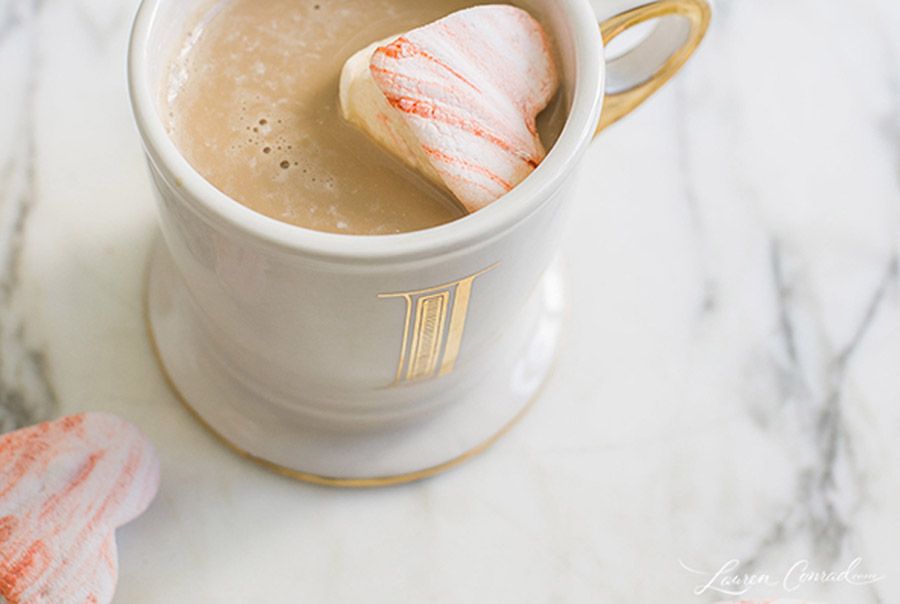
340;4;560;213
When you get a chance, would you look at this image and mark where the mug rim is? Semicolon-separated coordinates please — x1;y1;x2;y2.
128;0;605;264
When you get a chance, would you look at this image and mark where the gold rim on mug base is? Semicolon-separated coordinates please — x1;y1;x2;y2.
144;272;556;489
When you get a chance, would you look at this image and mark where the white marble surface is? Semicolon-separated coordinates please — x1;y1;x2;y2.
2;0;899;601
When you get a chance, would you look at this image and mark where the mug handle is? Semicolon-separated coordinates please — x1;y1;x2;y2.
595;0;711;135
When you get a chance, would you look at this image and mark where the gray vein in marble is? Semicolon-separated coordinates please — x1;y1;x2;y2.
0;0;46;44
834;256;897;368
770;238;799;367
673;82;717;315
0;0;58;433
0;2;21;43
873;16;900;194
822;255;896;604
72;0;130;51
739;242;895;603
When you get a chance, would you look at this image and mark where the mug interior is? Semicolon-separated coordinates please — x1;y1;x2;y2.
128;0;604;263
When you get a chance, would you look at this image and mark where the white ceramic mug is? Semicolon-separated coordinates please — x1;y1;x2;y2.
129;0;710;486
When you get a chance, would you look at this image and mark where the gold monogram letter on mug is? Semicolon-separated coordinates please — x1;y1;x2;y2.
129;0;710;486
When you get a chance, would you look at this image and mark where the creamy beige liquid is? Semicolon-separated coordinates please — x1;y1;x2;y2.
165;0;567;235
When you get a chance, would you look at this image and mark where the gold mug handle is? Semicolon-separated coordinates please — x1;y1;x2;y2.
596;0;711;135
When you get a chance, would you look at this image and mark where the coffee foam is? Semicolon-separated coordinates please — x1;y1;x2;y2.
160;0;561;234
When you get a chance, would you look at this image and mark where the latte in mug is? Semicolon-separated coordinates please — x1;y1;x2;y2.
164;0;567;235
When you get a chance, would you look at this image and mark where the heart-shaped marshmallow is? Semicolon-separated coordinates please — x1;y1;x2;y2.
0;413;160;604
340;4;560;213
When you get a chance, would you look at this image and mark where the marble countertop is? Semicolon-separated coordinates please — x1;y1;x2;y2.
2;0;899;601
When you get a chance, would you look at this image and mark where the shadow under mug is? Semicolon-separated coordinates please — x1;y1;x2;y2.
129;0;710;487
